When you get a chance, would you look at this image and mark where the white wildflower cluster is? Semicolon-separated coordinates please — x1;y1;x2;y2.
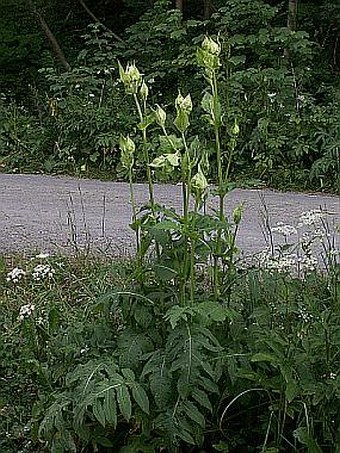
256;250;297;273
32;264;55;281
297;209;324;227
252;209;339;276
6;253;55;285
18;304;35;321
298;255;318;272
298;307;313;323
6;267;26;283
322;372;337;380
35;252;50;259
271;222;297;237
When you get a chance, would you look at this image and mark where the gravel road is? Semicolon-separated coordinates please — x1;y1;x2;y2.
0;173;339;258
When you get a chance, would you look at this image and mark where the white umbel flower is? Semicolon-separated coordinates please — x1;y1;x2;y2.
7;267;26;283
18;304;35;321
32;264;55;281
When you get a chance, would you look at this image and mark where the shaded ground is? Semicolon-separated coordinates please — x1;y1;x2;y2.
0;173;339;258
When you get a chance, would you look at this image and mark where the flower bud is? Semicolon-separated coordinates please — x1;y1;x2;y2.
119;135;135;155
119;136;135;169
175;92;192;115
174;110;190;133
232;120;240;136
202;36;221;56
154;105;167;127
191;165;208;207
139;80;149;101
118;61;142;94
233;204;243;225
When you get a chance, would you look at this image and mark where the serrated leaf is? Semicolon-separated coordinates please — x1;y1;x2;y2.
103;388;117;428
199;376;219;394
117;384;132;421
93;399;106;427
121;368;136;381
132;384;150;414
133;304;153;329
285;379;298;402
251;353;278;365
150;374;172;409
192;388;212;412
182;401;205;428
177;428;195;445
152;220;181;231
165;305;192;329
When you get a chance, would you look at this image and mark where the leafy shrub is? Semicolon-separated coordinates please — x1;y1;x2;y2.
40;24;133;173
0;98;52;172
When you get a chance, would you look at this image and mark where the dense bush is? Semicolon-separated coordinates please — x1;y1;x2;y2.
1;1;339;190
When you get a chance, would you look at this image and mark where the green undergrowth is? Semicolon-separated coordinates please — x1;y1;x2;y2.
1;251;339;452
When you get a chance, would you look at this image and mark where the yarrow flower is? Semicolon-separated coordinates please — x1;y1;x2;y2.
35;252;50;259
297;209;324;227
6;267;26;283
271;222;297;237
32;264;55;281
18;304;35;321
298;255;318;272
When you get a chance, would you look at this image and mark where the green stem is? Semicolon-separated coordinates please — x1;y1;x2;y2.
129;167;139;253
133;94;155;206
189;202;199;305
181;132;191;221
212;71;225;220
180;132;191;305
211;70;224;301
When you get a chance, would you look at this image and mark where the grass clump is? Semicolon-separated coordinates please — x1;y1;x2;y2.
1;249;339;452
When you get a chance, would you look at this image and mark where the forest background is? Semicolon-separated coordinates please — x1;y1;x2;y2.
0;0;339;190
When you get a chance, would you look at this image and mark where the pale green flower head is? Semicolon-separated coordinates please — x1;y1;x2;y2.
154;104;167;127
232;120;240;136
119;135;135;155
118;61;142;94
202;36;221;56
175;92;193;115
232;204;243;225
119;135;135;170
139;80;149;101
197;36;221;72
191;165;208;207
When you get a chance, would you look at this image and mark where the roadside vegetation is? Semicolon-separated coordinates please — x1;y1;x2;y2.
1;35;340;452
0;0;339;191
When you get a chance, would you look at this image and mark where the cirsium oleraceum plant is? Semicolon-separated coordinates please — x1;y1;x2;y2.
118;37;242;304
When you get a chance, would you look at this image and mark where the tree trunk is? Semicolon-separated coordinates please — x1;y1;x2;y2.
203;0;214;20
175;0;183;13
287;0;298;31
26;0;71;71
